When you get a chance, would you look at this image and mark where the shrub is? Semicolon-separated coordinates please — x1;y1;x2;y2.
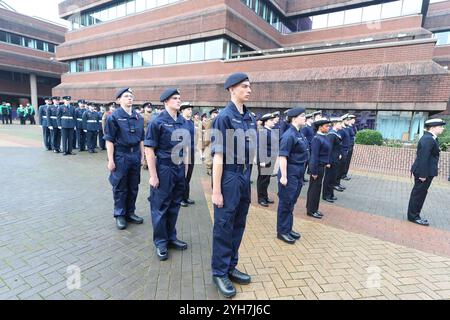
384;139;403;148
355;129;383;146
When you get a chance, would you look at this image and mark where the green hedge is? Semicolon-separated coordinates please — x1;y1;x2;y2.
439;121;450;151
355;129;383;146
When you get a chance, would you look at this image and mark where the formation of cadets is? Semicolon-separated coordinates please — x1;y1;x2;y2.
39;71;445;299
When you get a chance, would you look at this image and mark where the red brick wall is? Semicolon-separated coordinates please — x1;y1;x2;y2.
352;144;450;180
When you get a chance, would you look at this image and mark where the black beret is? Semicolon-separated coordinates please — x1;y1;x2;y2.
209;108;219;115
260;113;276;122
201;113;208;118
160;88;180;102
313;119;331;129
224;72;249;90
142;102;153;108
180;103;192;111
62;96;71;100
115;88;133;99
194;112;199;116
286;107;306;118
425;118;446;127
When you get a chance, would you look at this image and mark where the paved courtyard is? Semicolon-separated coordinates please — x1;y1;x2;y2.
1;125;450;300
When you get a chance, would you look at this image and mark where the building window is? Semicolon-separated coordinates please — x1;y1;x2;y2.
164;46;177;64
9;33;22;46
0;30;6;42
133;52;143;67
381;1;402;19
327;11;345;28
70;61;77;73
142;50;153;66
190;42;205;61
401;0;423;15
77;59;84;72
153;48;164;65
106;55;114;69
205;39;224;60
114;54;124;69
177;44;190;63
361;4;382;22
434;31;450;46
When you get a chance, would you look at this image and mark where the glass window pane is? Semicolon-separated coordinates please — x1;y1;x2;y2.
136;0;146;12
70;61;77;73
157;0;168;6
147;0;157;9
98;56;107;70
47;43;55;53
177;44;190;63
153;48;164;65
36;40;44;50
402;0;423;15
190;42;205;61
328;11;345;27
312;14;328;29
133;52;143;67
114;54;123;68
84;59;91;72
123;52;133;68
126;0;136;14
435;31;450;45
0;30;7;42
106;55;114;69
362;4;382;22
142;50;153;66
164;46;177;64
205;39;224;60
117;2;127;18
77;59;84;72
381;1;402;19
108;6;117;19
9;33;22;45
90;57;97;71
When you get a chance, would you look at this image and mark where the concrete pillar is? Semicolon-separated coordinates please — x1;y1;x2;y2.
30;73;38;123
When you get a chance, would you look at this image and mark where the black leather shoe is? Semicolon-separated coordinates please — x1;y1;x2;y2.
342;176;351;181
228;268;251;285
156;247;168;261
126;214;144;224
180;201;189;207
53;150;60;153
323;197;334;203
289;230;301;240
316;211;324;217
213;276;236;298
307;212;322;219
168;239;188;250
338;184;346;190
266;198;274;204
333;186;344;192
186;199;195;205
331;196;337;201
277;233;296;244
258;200;269;207
408;218;429;226
115;216;127;230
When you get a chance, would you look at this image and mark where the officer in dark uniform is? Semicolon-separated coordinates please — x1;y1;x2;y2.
57;96;77;156
257;113;278;207
180;102;196;207
98;106;107;150
277;107;308;245
336;114;350;191
39;97;52;151
145;88;188;261
407;118;446;226
83;102;101;153
47;96;61;153
76;99;87;152
301;113;315;183
211;73;256;298
342;114;357;180
306;118;332;219
278;110;290;135
104;88;145;230
322;117;343;202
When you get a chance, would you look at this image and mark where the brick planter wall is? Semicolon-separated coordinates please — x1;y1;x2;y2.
352;145;450;181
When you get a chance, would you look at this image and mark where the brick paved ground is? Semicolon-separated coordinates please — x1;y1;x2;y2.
0;125;449;300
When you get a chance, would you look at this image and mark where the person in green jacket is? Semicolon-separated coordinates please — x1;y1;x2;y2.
17;105;26;125
26;103;36;125
0;102;8;125
6;103;12;124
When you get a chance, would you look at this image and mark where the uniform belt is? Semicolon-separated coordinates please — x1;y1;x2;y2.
223;164;249;173
115;145;140;153
157;158;183;167
42;116;47;119
50;116;57;119
87;120;97;123
61;116;73;119
77;118;83;121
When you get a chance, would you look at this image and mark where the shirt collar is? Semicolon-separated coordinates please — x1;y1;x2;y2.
118;106;138;119
226;101;251;120
160;110;184;124
317;132;326;136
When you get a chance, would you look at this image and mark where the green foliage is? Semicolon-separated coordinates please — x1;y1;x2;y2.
355;129;383;146
384;139;403;148
438;121;450;151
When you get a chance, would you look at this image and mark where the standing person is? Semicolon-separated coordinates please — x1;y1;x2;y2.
47;97;61;153
98;106;107;150
203;108;219;176
342;114;357;181
301;113;315;183
141;102;154;170
407;119;446;226
1;102;8;124
38;97;53;151
83;102;101;153
306;119;332;219
210;73;257;298
104;88;145;230
17;105;26;125
26;103;36;125
102;103;116;135
145;88;187;261
6;103;12;124
336;114;350;191
322;117;343;203
180;102;196;207
257;113;278;207
277;107;309;245
57;96;77;156
75;99;88;152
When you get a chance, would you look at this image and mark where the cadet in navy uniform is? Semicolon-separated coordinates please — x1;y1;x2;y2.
39;97;52;151
277;107;308;245
301;113;315;183
278;110;290;135
57;96;77;156
407;119;446;226
47;96;61;153
257;113;278;207
180;102;196;208
145;88;188;261
306;119;332;219
104;88;145;230
336;114;350;191
98;106;107;150
210;73;257;298
83;102;101;153
75;100;87;152
341;114;356;180
322;117;343;202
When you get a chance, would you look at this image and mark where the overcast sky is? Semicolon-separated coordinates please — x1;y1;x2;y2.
5;0;69;27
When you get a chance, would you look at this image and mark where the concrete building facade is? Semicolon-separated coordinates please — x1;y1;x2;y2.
54;0;450;140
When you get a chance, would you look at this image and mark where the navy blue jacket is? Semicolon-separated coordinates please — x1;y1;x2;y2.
38;104;49;127
309;133;331;175
75;108;87;129
182;118;195;161
346;126;355;146
257;127;278;167
279;125;309;165
301;124;315;148
57;104;76;129
339;126;350;155
104;107;145;148
327;129;342;165
411;131;440;178
46;104;59;128
82;110;101;131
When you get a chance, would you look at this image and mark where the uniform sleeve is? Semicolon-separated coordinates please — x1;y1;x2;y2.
82;112;88;131
140;118;145;142
416;138;433;178
56;107;62;127
46;107;52;126
278;134;294;158
103;114;118;142
211;116;227;156
144;120;160;148
309;137;320;175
